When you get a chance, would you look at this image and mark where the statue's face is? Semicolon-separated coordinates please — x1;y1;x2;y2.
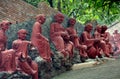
0;21;12;31
40;15;46;24
68;18;76;26
96;26;101;33
18;32;27;40
114;30;118;34
55;14;64;23
86;25;93;32
17;29;28;40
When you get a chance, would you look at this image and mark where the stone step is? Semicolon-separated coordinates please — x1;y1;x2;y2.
72;60;98;70
72;57;116;70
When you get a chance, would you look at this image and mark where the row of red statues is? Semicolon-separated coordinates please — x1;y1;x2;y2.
0;20;38;79
0;13;117;79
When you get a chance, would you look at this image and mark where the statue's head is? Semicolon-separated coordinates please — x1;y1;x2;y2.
113;30;118;34
101;25;107;33
95;25;101;33
68;18;76;26
54;13;64;23
35;14;46;24
85;23;93;32
0;20;12;31
17;29;28;40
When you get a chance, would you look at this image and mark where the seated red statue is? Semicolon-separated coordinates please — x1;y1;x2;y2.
66;18;88;61
100;25;112;57
80;23;101;59
93;25;104;57
62;33;74;59
50;13;70;58
112;30;120;49
112;30;120;58
31;14;52;62
12;29;38;79
0;47;16;73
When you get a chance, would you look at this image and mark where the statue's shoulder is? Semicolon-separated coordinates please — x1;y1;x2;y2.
2;49;15;54
50;22;58;26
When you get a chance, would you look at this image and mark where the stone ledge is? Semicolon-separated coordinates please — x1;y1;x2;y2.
72;57;116;70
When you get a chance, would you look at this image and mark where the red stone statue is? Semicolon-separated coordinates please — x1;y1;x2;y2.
80;23;101;59
113;30;120;40
100;25;112;57
0;20;16;73
12;29;38;79
66;18;88;61
113;30;120;49
0;20;12;50
66;18;79;47
50;13;69;58
0;49;16;73
31;14;52;62
62;33;74;59
93;25;104;57
111;30;120;58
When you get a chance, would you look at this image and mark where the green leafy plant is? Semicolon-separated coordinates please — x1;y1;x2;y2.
23;0;120;25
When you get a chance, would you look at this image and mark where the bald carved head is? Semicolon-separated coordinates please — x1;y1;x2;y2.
68;18;76;26
17;29;28;40
113;30;118;34
95;25;101;33
85;23;93;32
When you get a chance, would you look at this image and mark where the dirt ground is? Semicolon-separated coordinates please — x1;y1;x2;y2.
52;58;120;79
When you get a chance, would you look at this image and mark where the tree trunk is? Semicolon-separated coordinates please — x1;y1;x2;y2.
57;0;61;12
47;0;53;7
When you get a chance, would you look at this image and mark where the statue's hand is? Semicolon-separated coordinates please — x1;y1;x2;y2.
81;45;87;50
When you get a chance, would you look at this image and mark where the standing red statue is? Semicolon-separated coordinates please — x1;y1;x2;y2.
31;14;52;62
12;29;38;79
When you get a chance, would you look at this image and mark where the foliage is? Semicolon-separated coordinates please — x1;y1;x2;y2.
23;0;120;25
